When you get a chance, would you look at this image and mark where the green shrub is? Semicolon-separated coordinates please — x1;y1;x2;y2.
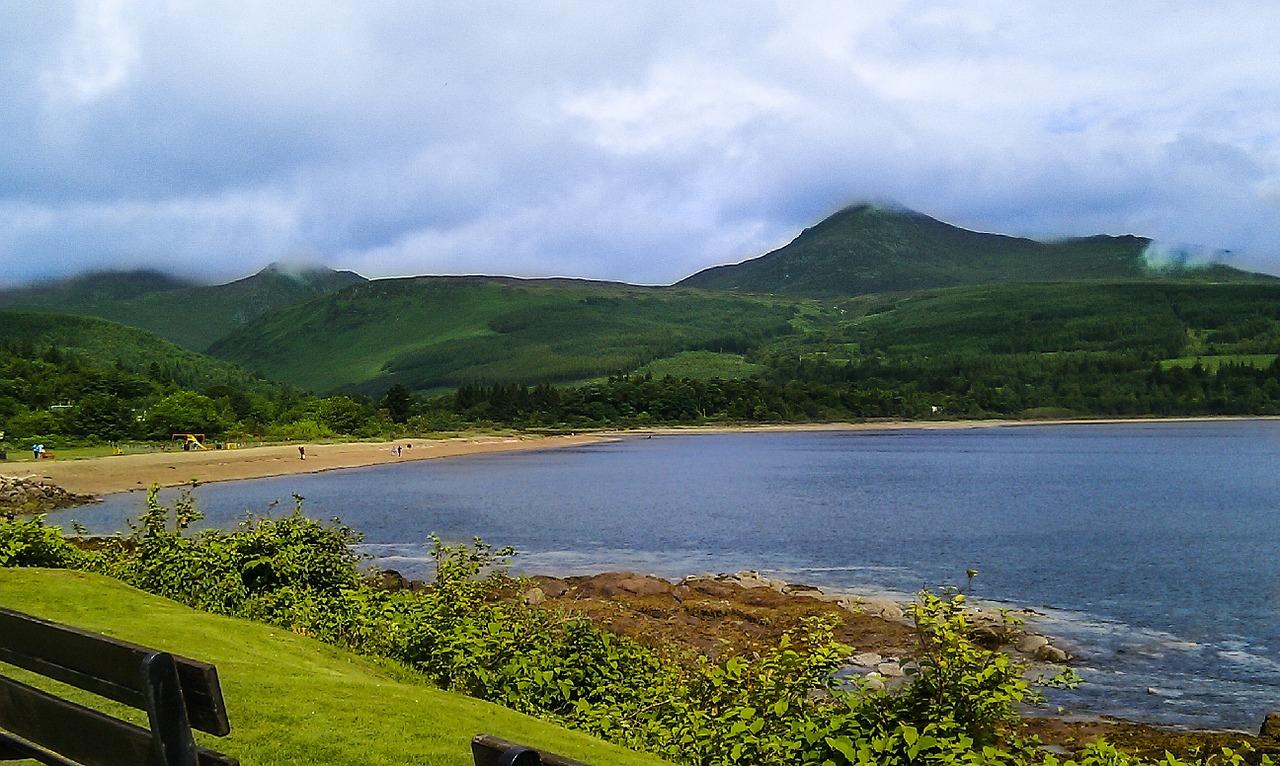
0;514;83;567
1;496;1271;766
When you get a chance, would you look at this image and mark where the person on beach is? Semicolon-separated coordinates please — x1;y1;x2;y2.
31;443;39;461
298;445;306;460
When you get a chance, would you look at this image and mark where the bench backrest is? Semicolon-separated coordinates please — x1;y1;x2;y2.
0;608;236;766
471;735;589;766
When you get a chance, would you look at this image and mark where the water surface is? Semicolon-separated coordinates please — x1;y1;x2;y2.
68;422;1280;729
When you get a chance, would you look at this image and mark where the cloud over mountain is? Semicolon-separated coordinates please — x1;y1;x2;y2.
2;2;1279;285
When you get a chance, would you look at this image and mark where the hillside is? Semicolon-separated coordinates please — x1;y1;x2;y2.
0;263;366;351
0;310;272;392
0;269;196;306
208;277;800;393
680;204;1269;297
0;569;665;766
760;280;1280;374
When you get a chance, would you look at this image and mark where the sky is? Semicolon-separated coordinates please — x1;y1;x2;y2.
2;1;1279;286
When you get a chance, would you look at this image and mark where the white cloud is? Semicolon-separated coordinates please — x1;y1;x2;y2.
1;1;1279;285
42;0;139;103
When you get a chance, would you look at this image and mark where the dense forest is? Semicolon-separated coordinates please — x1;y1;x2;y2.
6;332;1280;450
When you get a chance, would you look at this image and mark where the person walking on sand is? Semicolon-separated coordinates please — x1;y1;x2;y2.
298;445;306;460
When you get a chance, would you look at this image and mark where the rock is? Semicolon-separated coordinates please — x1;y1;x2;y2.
522;587;546;606
530;576;569;598
1035;644;1070;663
672;585;691;603
863;675;886;692
876;661;905;678
851;652;882;667
1016;635;1049;654
373;569;408;591
782;582;822;595
970;625;1006;649
0;476;97;514
1260;711;1280;740
576;572;673;598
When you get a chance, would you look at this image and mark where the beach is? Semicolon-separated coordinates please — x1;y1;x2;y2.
0;434;612;497
2;416;1275;497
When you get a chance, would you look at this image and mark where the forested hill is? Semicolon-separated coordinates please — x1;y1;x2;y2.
0;264;366;352
207;276;798;394
679;204;1269;297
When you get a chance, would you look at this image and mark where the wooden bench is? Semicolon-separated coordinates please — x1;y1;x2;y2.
471;735;590;766
0;608;236;766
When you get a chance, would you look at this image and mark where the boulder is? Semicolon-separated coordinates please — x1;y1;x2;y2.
851;652;882;667
1261;711;1280;740
969;625;1006;649
876;661;905;678
1034;644;1070;663
576;572;673;599
522;587;546;606
373;569;408;591
1016;635;1049;654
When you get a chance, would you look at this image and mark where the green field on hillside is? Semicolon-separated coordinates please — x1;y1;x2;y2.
0;569;665;766
209;278;800;393
633;350;764;379
1158;354;1278;372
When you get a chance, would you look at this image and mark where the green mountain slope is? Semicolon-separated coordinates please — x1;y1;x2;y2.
0;310;273;392
208;277;799;393
767;281;1280;363
0;269;196;306
680;204;1268;297
0;263;366;351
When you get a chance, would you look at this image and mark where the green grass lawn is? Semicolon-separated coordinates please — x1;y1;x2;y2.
0;569;668;766
1158;354;1278;372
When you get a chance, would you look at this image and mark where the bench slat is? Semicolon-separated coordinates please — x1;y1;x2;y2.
0;673;156;766
471;735;589;766
0;608;230;735
0;677;238;766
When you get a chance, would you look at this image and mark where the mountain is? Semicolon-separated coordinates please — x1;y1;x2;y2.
0;269;196;306
208;276;797;393
679;204;1268;297
0;310;274;393
0;263;366;352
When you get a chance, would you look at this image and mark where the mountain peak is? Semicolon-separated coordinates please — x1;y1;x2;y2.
680;206;1265;297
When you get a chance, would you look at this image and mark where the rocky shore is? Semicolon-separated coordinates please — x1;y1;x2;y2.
0;475;98;514
372;566;1278;760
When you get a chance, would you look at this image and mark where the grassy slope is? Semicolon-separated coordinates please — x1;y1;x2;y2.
765;281;1280;361
0;311;271;391
0;569;666;766
209;277;800;393
680;204;1268;298
0;266;365;352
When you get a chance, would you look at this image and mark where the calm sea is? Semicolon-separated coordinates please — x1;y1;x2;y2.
66;422;1280;730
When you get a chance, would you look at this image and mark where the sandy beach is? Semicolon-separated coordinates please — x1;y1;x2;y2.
2;415;1273;497
0;434;613;497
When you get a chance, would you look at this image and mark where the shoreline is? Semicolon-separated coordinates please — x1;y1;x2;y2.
3;415;1278;498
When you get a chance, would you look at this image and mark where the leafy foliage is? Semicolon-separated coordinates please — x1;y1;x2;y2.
0;502;1270;766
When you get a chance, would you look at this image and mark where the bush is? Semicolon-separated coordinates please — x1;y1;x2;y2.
0;497;1271;766
0;514;83;567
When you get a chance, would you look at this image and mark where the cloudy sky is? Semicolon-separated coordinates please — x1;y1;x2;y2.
2;2;1279;286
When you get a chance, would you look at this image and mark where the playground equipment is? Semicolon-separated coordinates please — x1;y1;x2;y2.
171;433;210;450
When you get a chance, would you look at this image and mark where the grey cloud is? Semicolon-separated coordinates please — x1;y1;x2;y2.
2;1;1280;286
